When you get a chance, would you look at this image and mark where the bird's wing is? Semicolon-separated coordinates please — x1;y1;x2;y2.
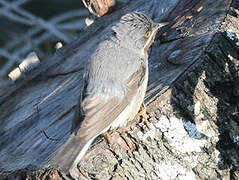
72;60;146;140
50;60;146;176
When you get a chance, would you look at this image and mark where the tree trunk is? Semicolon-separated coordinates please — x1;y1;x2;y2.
1;0;239;179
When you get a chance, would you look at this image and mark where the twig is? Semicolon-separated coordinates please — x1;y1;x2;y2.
0;0;72;43
0;7;89;78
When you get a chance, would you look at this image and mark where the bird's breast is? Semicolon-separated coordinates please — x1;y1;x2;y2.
109;64;148;130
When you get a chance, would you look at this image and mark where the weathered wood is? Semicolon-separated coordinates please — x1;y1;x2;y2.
1;0;238;179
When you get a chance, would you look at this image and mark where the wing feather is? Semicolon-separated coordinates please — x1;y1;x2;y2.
72;60;146;140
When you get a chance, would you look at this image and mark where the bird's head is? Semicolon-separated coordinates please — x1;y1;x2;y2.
112;11;168;54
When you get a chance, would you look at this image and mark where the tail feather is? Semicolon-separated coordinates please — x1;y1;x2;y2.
50;134;94;179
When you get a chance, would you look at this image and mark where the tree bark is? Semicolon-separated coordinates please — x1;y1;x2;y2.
1;0;239;179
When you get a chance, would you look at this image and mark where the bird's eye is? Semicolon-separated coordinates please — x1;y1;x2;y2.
144;31;151;38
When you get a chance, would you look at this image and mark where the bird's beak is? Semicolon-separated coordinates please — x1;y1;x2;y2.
156;22;169;29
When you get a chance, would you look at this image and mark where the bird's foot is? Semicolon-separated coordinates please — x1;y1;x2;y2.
119;132;136;151
136;103;148;120
103;128;136;151
136;103;149;128
102;132;113;145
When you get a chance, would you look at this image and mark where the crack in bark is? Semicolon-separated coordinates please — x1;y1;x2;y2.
46;67;85;78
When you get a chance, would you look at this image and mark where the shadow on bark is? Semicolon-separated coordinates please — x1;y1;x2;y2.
170;29;239;177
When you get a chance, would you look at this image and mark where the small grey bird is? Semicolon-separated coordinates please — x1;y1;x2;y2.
51;11;167;179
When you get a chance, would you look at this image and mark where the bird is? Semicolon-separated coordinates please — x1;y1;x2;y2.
50;11;167;179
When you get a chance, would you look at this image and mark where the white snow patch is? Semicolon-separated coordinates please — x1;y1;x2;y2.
196;120;214;137
137;123;157;141
197;113;204;119
226;30;236;40
137;131;144;139
184;155;198;168
155;115;170;132
214;136;219;142
156;116;206;153
233;135;239;144
178;171;197;180
228;54;233;60
226;30;239;46
155;162;196;180
194;101;201;116
55;42;63;49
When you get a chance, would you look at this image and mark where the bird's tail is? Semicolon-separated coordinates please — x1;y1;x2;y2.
49;134;94;179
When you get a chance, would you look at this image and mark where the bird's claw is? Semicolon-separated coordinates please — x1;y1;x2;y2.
102;132;113;145
136;103;147;119
136;103;150;127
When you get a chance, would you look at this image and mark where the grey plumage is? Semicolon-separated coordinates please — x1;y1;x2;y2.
50;11;167;179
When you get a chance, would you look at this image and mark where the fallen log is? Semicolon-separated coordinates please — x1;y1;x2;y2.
1;0;239;179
